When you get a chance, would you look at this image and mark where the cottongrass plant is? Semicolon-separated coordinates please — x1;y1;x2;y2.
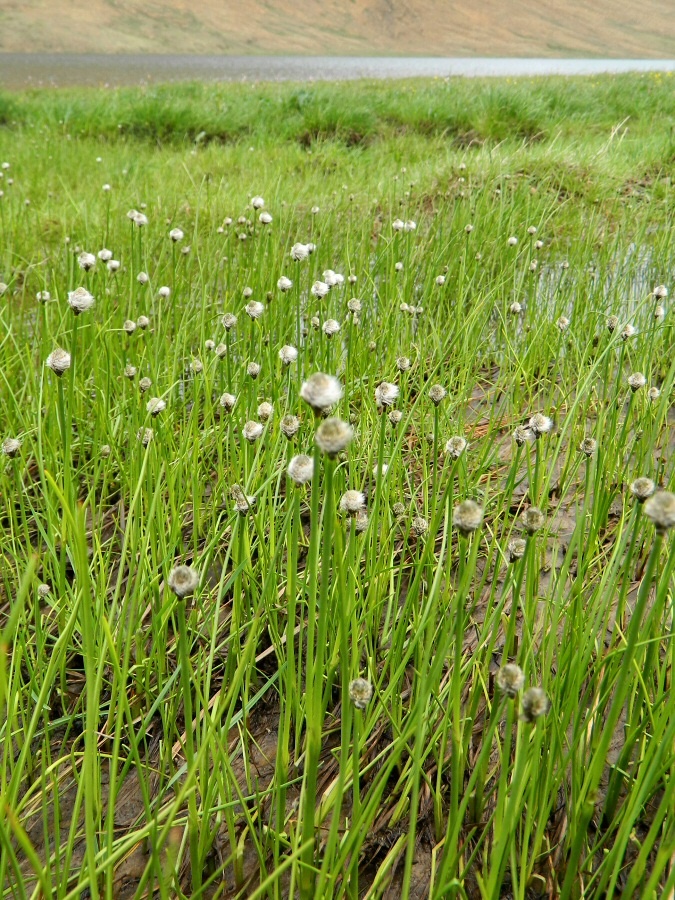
2;77;675;900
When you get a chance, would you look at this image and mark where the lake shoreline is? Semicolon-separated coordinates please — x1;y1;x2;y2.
2;54;675;90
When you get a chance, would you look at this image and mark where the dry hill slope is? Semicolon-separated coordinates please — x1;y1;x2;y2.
1;0;674;57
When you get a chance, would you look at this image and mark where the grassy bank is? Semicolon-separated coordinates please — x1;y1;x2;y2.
1;75;675;899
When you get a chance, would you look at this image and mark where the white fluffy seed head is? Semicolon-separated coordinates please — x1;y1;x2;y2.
247;362;261;379
290;242;310;261
68;286;95;314
123;319;136;335
257;401;273;422
245;301;265;320
288;454;314;484
627;372;647;391
311;281;330;299
522;506;546;534
2;437;21;457
521;687;550;722
322;319;341;337
529;413;553;437
146;397;166;416
300;372;343;413
280;414;300;439
340;490;366;514
277;276;293;292
507;538;527;562
375;382;399;408
428;384;447;406
349;678;373;709
78;251;96;271
315;417;353;457
453;500;483;535
243;420;264;442
222;313;237;330
644;491;675;532
169;227;184;242
46;348;71;376
630;477;655;502
219;392;237;412
496;663;525;697
445;436;467;458
168;565;199;599
279;344;298;365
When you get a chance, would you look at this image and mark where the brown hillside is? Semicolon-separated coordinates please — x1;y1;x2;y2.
0;0;673;57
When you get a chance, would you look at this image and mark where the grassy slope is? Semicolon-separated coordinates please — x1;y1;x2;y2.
0;0;674;56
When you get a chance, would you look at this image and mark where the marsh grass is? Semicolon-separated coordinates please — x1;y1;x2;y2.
0;73;675;898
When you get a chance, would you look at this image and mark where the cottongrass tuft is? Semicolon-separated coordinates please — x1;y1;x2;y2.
280;414;300;439
46;348;71;377
428;384;447;405
137;315;150;329
257;402;273;422
522;506;546;534
389;409;403;426
167;565;199;599
579;438;597;457
322;319;341;337
445;436;468;459
375;382;400;408
222;313;238;330
513;425;535;445
349;678;373;709
396;356;411;372
243;420;265;443
2;437;21;458
315;417;353;457
245;301;265;320
340;490;366;514
630;477;655;502
453;500;483;535
290;242;310;262
528;413;553;437
68;286;95;315
627;372;647;391
232;484;256;515
139;377;152;393
247;362;261;379
521;687;551;722
287;455;314;485
123;319;136;335
643;491;675;532
124;364;137;380
496;663;525;697
146;397;166;416
277;276;293;292
219;392;237;412
138;427;154;446
648;386;661;402
411;516;429;537
507;538;527;562
311;281;330;299
78;252;96;271
279;345;298;365
300;372;343;413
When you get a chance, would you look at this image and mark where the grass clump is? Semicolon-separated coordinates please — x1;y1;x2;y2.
1;74;675;899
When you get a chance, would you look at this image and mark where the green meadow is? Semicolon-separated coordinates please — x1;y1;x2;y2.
1;72;675;898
